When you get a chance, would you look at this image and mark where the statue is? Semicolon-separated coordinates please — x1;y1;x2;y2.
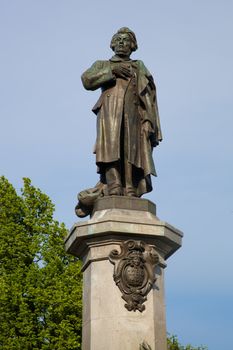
76;27;162;217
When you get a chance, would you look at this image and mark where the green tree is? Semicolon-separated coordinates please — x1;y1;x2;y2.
167;334;207;350
0;177;82;350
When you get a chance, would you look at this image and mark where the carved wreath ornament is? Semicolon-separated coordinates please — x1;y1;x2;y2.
109;240;160;312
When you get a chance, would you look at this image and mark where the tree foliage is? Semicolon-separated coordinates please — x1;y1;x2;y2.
0;177;82;350
167;334;207;350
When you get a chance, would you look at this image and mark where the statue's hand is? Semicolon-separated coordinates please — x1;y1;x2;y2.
111;63;132;79
142;121;154;139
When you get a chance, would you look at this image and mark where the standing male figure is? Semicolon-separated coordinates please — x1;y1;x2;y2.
81;27;162;197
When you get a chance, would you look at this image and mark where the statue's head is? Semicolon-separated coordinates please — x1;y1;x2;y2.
110;27;138;57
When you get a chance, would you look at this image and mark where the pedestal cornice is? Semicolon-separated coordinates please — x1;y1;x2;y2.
65;196;183;261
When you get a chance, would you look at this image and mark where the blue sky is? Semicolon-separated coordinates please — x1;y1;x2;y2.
1;1;233;349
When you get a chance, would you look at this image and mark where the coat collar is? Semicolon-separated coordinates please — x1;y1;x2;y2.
108;57;149;94
110;55;137;63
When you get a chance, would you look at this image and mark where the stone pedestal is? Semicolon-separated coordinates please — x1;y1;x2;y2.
65;196;183;350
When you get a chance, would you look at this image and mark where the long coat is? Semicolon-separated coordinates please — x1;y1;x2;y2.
81;57;162;194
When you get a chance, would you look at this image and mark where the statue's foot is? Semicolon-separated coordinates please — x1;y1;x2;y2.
126;192;137;197
125;187;137;197
108;185;122;196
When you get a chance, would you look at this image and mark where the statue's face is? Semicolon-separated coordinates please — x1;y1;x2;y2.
113;33;132;57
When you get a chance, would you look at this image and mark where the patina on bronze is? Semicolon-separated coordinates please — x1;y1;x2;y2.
76;27;162;217
109;240;160;312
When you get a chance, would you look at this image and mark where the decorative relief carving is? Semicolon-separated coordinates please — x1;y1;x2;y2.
109;240;160;312
139;341;152;350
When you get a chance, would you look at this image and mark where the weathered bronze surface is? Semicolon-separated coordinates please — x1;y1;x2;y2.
76;27;162;217
109;240;160;312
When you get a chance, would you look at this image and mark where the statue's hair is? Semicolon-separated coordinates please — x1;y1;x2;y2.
110;27;138;52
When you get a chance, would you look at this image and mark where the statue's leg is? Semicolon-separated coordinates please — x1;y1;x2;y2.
124;144;137;197
124;160;137;196
124;123;137;197
105;163;122;196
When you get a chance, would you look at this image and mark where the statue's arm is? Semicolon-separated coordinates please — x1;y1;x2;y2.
138;60;162;145
81;60;115;91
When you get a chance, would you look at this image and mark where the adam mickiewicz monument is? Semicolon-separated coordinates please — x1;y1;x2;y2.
82;27;162;197
65;27;183;350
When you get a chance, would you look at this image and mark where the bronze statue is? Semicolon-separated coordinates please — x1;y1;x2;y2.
76;27;162;217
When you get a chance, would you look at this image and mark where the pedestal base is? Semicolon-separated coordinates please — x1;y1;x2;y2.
65;197;183;350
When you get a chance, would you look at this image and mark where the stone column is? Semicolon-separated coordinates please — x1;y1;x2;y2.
65;196;183;350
